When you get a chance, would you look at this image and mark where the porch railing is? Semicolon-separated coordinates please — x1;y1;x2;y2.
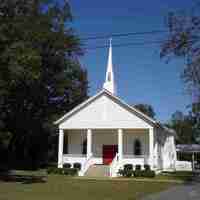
63;154;87;158
123;154;150;164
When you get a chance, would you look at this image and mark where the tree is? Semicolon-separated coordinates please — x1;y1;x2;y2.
167;111;197;144
171;110;185;122
160;7;200;93
134;104;156;119
0;0;88;169
160;4;200;143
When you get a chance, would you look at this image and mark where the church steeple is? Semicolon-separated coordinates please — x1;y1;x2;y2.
103;38;115;95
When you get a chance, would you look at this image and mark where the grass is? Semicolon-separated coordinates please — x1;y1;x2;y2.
155;171;195;182
0;174;174;200
115;170;195;183
120;171;195;183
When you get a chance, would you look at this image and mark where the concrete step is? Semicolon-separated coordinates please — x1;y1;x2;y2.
85;164;110;177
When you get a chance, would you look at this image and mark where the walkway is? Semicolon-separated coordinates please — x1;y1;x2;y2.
143;177;200;200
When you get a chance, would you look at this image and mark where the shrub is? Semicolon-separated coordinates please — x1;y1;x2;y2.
47;167;63;174
57;168;64;174
118;169;133;177
73;163;81;171
144;164;151;171
125;170;133;177
118;164;155;178
47;166;78;176
133;170;155;178
133;170;143;177
124;164;133;171
47;166;56;174
118;169;125;176
142;170;155;178
135;165;141;171
63;163;71;169
47;163;57;174
63;168;78;176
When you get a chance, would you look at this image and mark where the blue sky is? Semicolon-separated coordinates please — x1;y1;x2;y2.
68;0;194;122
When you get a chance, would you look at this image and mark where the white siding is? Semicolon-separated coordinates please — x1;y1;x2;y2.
162;135;176;169
59;94;152;129
153;129;159;169
156;128;176;170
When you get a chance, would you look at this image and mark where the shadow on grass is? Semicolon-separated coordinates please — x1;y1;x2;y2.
185;172;200;185
161;171;200;185
0;171;47;184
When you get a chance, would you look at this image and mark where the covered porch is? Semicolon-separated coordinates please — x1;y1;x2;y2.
58;128;155;176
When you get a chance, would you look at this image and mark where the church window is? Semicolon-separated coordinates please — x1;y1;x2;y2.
82;139;87;155
134;139;142;155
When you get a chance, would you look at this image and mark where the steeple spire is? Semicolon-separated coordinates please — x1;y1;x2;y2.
103;38;115;95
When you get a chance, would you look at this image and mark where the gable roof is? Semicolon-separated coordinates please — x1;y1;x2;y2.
54;89;176;135
54;89;158;126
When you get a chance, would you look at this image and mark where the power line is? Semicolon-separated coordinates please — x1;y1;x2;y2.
80;30;168;41
84;40;165;50
83;38;197;51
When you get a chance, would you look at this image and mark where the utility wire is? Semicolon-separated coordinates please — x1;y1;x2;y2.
84;40;165;50
80;30;168;41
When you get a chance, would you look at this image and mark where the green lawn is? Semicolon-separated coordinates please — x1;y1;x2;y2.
0;175;174;200
156;171;195;182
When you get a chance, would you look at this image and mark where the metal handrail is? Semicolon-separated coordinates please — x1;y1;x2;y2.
81;154;93;175
63;154;87;157
109;153;119;177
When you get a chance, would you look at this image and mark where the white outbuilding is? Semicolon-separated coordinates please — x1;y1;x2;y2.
54;40;177;177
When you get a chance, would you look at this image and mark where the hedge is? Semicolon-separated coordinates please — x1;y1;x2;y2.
134;169;155;178
124;164;133;171
118;169;133;177
118;169;155;178
144;164;151;171
73;163;81;170
47;167;78;176
63;163;71;169
135;165;141;171
63;168;78;176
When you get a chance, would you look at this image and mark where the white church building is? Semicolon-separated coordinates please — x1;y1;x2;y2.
54;40;177;177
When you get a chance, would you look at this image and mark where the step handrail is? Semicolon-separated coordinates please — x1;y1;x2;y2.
109;153;119;177
81;154;93;175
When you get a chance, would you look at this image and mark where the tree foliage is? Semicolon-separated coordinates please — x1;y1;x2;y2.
161;4;200;143
0;0;88;169
134;104;156;119
167;110;200;144
160;7;200;93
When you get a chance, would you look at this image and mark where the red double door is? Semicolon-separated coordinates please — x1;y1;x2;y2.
103;145;118;165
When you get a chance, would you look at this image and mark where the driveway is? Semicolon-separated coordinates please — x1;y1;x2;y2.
143;177;200;200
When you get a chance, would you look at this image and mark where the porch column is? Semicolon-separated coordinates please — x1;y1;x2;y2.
58;129;64;168
149;128;154;168
118;129;123;161
87;129;92;158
